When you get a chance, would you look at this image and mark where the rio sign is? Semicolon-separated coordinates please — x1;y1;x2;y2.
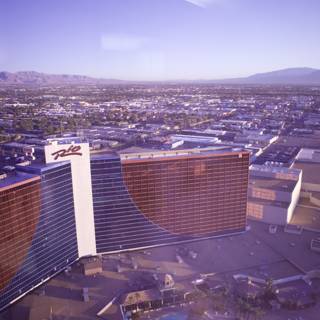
51;145;82;160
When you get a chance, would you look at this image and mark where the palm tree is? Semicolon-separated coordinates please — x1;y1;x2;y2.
263;278;275;301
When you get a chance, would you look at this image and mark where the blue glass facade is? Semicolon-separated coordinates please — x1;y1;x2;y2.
91;155;184;253
0;162;78;311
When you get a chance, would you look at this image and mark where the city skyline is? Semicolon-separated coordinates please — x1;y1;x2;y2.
1;0;320;81
1;1;320;318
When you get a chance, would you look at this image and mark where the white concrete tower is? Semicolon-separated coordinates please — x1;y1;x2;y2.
44;140;96;257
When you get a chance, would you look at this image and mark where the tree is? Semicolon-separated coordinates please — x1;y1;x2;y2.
19;118;34;131
263;278;275;300
253;307;265;320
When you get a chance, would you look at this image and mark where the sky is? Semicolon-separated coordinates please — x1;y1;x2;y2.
0;0;320;81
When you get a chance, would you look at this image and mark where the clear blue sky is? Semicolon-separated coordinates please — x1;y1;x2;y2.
1;0;320;80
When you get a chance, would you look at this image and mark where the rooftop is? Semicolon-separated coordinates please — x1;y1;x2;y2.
247;196;290;208
119;288;160;306
290;202;320;231
0;170;40;191
250;164;301;181
46;137;82;145
16;160;72;174
249;175;297;192
3;221;320;320
292;161;320;185
120;146;247;162
295;148;320;163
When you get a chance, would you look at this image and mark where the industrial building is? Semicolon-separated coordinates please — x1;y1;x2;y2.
247;164;302;225
0;140;249;311
292;148;320;206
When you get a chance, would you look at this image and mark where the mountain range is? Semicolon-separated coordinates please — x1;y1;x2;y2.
1;68;320;85
236;67;320;85
0;71;122;85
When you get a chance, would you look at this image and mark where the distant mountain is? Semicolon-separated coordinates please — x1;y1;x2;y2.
196;68;320;85
1;68;320;85
0;71;123;85
243;67;320;84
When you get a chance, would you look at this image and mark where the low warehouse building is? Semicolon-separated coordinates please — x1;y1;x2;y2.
247;165;302;225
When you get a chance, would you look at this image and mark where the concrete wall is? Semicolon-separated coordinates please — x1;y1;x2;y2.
302;182;320;193
249;186;292;202
247;202;287;225
287;170;302;223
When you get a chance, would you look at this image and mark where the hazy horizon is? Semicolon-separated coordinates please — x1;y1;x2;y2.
1;0;320;81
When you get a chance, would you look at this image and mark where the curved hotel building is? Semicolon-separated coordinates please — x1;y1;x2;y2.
0;140;249;311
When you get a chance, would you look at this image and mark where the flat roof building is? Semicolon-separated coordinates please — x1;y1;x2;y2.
292;149;320;206
247;165;302;225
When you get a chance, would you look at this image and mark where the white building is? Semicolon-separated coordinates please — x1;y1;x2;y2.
292;149;320;206
247;164;302;225
44;139;96;257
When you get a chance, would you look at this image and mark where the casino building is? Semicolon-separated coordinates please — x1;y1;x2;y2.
0;140;249;311
92;148;249;253
0;161;78;310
